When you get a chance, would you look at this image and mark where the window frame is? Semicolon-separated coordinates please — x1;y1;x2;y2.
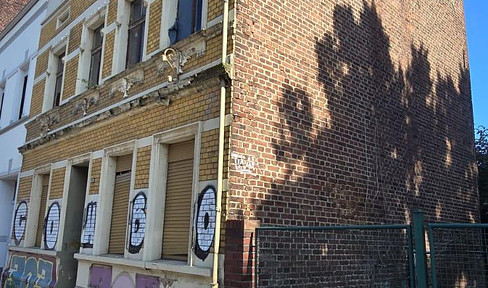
53;52;65;108
42;42;67;112
76;10;106;97
143;122;201;265
126;0;146;68
93;141;136;258
160;0;208;49
112;0;149;76
21;165;51;249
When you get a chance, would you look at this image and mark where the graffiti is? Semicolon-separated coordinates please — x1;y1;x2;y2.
89;265;111;288
2;253;56;288
194;186;216;261
82;201;97;248
231;152;258;174
44;202;60;250
128;191;146;254
136;274;160;288
112;273;134;288
13;201;28;245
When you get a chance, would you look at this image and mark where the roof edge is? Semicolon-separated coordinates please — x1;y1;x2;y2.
0;0;41;42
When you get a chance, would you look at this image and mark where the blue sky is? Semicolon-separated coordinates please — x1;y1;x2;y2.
464;1;488;128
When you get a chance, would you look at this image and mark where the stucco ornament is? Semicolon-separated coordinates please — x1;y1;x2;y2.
37;113;60;136
109;69;145;98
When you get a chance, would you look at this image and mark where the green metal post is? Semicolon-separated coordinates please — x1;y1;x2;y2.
427;224;438;288
413;210;428;288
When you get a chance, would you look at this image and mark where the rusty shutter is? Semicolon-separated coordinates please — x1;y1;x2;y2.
35;174;49;247
162;140;194;260
108;155;132;254
116;155;132;173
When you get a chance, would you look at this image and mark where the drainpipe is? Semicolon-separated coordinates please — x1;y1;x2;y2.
212;0;229;287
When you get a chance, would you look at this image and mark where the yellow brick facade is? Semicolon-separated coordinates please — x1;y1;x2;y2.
89;158;102;195
134;146;151;189
14;0;234;286
68;21;84;54
35;51;49;78
48;168;66;199
146;0;162;55
101;30;114;79
30;79;45;116
17;176;33;203
62;57;78;100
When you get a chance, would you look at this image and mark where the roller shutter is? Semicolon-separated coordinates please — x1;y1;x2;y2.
162;140;194;260
108;155;132;254
35;174;49;247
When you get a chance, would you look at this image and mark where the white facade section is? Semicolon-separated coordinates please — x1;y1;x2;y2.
0;0;48;269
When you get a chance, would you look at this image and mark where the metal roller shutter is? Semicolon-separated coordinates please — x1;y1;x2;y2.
162;140;194;260
108;155;132;254
35;174;49;247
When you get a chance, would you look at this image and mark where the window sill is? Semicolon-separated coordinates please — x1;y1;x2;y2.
74;253;211;278
9;246;58;257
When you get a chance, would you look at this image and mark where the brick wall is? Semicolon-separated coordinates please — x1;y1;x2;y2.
89;158;102;195
229;0;476;284
17;176;33;203
49;167;66;199
134;146;151;190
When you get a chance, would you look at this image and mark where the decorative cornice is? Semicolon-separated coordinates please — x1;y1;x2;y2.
19;65;229;153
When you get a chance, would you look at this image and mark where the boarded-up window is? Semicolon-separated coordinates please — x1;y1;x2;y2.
35;174;49;247
161;140;194;260
108;155;132;254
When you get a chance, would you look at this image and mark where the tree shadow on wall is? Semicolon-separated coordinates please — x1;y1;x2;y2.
263;1;478;287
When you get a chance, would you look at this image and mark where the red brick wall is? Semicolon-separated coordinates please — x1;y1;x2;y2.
229;0;477;279
0;0;30;33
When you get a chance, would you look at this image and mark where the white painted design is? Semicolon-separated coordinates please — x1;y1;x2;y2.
13;201;28;244
81;201;97;247
129;192;146;254
194;186;216;260
231;152;258;174
44;202;60;250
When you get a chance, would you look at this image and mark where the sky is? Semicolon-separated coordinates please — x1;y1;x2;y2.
464;1;488;129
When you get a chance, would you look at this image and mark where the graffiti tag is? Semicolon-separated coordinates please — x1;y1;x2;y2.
128;191;146;254
44;202;60;250
2;253;56;288
194;186;216;261
13;201;28;245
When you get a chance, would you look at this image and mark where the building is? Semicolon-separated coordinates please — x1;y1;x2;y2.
2;0;478;287
0;0;31;33
0;0;47;273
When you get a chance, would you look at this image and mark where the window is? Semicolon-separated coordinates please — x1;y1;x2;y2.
88;25;104;86
161;139;194;260
169;0;203;44
126;0;146;68
53;53;65;107
56;9;70;29
18;75;28;120
108;154;132;254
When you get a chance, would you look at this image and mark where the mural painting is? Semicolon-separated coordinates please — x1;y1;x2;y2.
88;265;112;288
194;185;216;261
44;202;60;250
13;201;28;245
136;274;160;288
128;191;146;254
82;201;97;248
2;252;56;288
112;273;134;288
